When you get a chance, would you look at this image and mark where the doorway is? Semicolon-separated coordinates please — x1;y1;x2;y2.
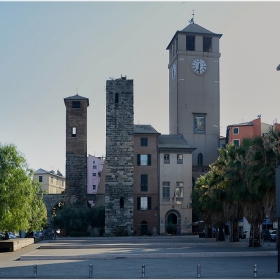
140;221;148;235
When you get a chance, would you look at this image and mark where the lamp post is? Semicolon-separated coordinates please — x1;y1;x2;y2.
276;64;280;272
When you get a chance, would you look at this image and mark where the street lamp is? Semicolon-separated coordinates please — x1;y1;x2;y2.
276;64;280;272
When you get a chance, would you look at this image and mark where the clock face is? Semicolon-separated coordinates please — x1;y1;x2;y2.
171;63;176;80
192;58;207;74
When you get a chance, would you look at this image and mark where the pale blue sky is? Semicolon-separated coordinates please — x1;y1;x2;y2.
1;1;280;175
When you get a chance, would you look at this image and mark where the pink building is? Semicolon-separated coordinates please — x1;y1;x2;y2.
87;155;104;204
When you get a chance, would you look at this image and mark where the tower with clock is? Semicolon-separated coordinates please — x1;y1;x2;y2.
166;21;222;179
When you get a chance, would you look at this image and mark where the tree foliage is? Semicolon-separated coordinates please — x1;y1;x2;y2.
191;128;280;245
51;205;105;234
0;143;47;232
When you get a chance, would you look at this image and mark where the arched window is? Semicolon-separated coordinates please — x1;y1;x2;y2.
120;197;124;208
72;127;76;137
198;153;203;166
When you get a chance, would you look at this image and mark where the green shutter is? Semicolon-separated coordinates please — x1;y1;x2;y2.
148;197;151;210
137;154;140;166
148;154;151;166
141;174;148;191
137;197;140;210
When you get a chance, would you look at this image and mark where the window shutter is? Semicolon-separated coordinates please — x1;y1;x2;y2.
137;197;140;210
137;154;140;166
148;154;151;166
141;174;148;191
148;197;151;210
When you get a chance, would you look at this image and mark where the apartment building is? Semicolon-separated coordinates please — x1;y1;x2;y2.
34;168;65;194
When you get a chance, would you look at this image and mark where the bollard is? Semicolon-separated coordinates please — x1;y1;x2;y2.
254;264;257;278
33;264;37;278
197;264;201;278
142;264;145;278
89;264;93;278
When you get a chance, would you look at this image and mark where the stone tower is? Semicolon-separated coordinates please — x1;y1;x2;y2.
104;77;134;236
64;94;89;206
166;22;222;180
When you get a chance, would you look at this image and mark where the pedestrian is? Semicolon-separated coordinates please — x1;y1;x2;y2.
5;231;9;240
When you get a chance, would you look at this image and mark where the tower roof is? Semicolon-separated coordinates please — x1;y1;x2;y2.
166;23;222;50
64;94;89;106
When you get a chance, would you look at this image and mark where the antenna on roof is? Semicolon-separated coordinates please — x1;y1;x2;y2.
189;10;194;24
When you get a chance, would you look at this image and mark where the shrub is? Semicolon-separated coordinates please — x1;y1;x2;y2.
69;231;88;237
166;223;177;234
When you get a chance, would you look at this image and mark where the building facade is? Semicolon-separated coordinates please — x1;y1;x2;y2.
226;117;280;146
133;125;160;235
34;168;65;194
158;135;196;235
87;155;104;207
104;77;134;236
64;94;89;206
166;22;222;180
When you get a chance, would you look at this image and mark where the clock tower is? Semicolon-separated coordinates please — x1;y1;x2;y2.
167;22;222;179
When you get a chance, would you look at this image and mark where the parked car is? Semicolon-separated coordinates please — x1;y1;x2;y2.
0;233;5;240
269;230;277;242
8;232;17;239
239;230;248;239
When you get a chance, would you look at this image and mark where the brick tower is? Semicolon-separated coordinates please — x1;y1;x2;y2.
105;77;134;236
64;94;89;206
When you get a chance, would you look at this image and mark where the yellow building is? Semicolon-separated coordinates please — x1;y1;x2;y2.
33;168;66;194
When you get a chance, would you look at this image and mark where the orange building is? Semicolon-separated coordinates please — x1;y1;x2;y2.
226;117;279;146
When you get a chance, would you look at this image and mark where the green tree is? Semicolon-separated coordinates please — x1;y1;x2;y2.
0;143;46;232
52;205;105;235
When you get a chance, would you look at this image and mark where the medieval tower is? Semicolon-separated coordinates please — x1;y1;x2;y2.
64;94;89;206
167;22;222;180
104;77;134;236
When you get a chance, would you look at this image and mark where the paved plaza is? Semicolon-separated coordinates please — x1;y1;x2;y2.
0;235;279;279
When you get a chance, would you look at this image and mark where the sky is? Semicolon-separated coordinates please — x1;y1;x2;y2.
1;1;280;176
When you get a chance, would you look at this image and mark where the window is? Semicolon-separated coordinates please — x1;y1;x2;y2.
186;35;195;51
137;197;151;210
163;182;170;202
203;36;212;52
93;185;96;190
233;127;239;135
39;176;43;182
198;153;203;166
137;154;151;166
72;127;76;137
177;154;183;164
93;173;96;177
176;182;184;202
72;101;80;109
141;174;148;191
120;197;124;208
141;137;148;146
233;139;240;147
194;114;206;133
51;177;53;184
56;178;58;185
93;165;97;169
93;161;95;164
164;154;170;164
115;93;119;104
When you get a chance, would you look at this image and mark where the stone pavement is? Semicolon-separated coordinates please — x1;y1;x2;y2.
0;236;279;279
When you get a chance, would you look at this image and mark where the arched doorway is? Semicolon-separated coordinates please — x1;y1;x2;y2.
140;221;148;235
167;213;177;225
165;209;181;235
